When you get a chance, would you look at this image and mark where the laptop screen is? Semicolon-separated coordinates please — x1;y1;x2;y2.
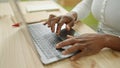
9;0;25;25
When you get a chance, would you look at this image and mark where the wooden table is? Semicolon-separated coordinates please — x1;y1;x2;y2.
0;1;120;68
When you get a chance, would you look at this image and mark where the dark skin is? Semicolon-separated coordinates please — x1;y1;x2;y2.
44;11;77;35
44;12;120;60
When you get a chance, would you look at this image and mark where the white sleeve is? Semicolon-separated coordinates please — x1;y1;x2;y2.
72;0;93;20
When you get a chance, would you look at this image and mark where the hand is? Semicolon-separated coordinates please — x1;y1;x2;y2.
56;33;108;60
44;12;77;35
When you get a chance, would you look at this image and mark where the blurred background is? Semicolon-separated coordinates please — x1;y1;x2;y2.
0;0;98;30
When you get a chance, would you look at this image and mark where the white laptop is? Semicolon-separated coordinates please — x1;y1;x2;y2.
9;0;78;64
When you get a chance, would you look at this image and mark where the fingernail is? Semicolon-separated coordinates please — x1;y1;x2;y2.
62;51;66;55
56;44;59;48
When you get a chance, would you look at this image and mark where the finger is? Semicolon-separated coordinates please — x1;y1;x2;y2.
56;38;79;48
51;20;56;32
56;18;65;35
70;47;89;60
51;17;61;32
62;43;84;55
56;37;88;48
46;14;56;27
66;20;74;31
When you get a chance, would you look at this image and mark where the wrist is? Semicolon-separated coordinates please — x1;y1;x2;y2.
103;34;111;47
103;34;120;50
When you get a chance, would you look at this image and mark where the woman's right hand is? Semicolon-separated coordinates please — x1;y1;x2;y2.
44;11;77;35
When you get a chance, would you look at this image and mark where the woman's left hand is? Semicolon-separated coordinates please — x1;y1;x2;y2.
56;33;109;60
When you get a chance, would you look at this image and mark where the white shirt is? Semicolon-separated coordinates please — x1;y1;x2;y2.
72;0;120;36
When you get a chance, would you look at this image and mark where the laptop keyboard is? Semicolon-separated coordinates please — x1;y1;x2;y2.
28;23;63;59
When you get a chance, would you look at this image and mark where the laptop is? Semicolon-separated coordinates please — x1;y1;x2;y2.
9;0;78;64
